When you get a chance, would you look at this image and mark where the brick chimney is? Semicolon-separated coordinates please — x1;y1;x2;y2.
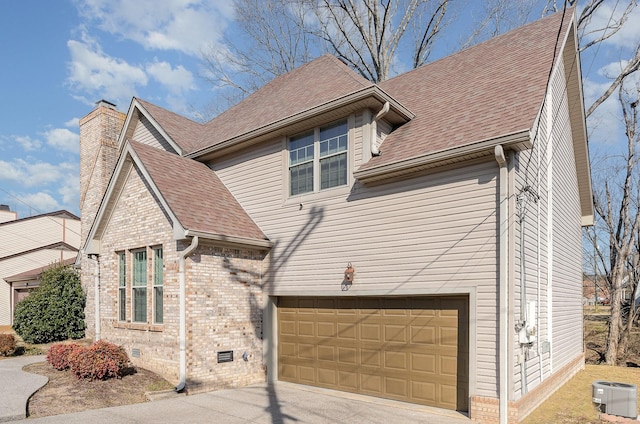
79;100;126;246
0;204;17;224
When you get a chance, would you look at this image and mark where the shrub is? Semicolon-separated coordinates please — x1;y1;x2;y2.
69;341;130;380
46;343;83;370
0;334;16;356
13;263;85;344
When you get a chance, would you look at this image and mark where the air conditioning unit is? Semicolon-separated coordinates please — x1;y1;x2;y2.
592;381;637;419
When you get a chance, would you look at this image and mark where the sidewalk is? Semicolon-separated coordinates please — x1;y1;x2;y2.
0;356;47;422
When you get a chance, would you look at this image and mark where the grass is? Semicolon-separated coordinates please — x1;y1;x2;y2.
522;365;640;423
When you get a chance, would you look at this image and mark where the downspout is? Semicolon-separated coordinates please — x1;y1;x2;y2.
371;102;390;156
175;236;199;393
495;145;509;424
87;255;101;341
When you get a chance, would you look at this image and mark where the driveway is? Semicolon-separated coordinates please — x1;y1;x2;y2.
14;381;471;423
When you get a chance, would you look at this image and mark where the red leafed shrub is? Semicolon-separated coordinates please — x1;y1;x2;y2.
0;334;16;356
46;343;83;370
69;340;130;380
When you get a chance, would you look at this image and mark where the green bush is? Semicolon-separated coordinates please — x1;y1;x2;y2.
0;334;16;356
13;263;86;344
69;340;130;380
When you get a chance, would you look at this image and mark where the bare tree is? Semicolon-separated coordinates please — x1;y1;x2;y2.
308;0;449;82
202;0;451;98
201;0;316;104
591;81;640;365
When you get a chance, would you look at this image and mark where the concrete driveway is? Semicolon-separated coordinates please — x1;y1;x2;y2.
14;381;471;423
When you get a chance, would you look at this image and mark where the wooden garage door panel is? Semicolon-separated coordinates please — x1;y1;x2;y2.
278;296;468;411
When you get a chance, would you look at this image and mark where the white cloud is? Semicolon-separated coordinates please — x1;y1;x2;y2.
146;60;195;95
65;117;80;128
14;135;42;151
20;192;60;212
67;33;148;105
74;0;234;56
44;128;80;154
0;159;78;188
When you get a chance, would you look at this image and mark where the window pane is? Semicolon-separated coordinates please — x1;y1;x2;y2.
118;253;126;287
119;288;126;321
133;250;147;287
320;120;347;141
290;161;314;195
320;152;347;189
154;287;163;324
289;132;314;166
133;287;147;322
153;248;163;324
154;248;163;286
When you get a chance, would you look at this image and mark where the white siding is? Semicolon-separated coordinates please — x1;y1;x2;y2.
512;52;583;399
212;113;500;397
0;216;80;325
549;58;583;371
132;115;177;154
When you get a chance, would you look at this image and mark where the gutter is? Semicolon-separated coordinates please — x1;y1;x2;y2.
495;145;509;424
175;236;199;393
355;129;531;182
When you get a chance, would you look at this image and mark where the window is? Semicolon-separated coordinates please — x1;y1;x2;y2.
153;247;163;324
118;252;126;322
132;250;147;323
289;120;348;196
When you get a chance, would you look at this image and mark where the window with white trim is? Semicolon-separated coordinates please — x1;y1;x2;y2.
132;249;147;323
118;252;126;322
152;247;163;324
289;120;348;196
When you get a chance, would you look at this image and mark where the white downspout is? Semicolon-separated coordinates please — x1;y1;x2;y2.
495;145;509;424
87;255;101;341
371;102;390;156
175;236;198;392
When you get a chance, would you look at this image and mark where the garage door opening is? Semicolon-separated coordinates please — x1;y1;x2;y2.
277;296;469;411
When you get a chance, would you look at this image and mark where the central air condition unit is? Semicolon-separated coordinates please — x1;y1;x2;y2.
592;381;638;419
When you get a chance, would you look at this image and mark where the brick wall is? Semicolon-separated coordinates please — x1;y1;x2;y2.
86;163;266;391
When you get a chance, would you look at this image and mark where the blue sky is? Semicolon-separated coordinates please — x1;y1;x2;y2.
0;0;637;219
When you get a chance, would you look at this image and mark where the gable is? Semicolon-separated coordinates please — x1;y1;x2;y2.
84;141;270;255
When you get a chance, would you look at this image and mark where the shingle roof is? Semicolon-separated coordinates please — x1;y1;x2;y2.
4;257;75;282
191;54;373;154
361;9;573;170
129;141;267;242
135;10;573;173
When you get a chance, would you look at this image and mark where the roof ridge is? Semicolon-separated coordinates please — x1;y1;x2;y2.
383;8;572;85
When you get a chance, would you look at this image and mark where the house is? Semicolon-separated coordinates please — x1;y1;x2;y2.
0;207;80;326
79;9;591;424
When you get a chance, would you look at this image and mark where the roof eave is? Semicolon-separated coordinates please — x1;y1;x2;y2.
355;129;532;182
188;86;414;161
184;229;272;250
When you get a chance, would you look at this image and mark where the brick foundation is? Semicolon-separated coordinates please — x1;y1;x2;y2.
470;353;585;423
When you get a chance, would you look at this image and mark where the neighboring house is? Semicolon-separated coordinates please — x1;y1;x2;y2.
79;10;591;424
0;207;80;325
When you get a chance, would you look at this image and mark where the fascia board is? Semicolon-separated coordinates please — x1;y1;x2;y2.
355;129;531;182
184;229;272;250
119;98;184;156
188;86;414;160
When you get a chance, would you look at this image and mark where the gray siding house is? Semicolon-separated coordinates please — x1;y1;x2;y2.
79;9;591;423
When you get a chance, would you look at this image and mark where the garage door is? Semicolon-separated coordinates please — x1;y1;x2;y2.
278;296;468;411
